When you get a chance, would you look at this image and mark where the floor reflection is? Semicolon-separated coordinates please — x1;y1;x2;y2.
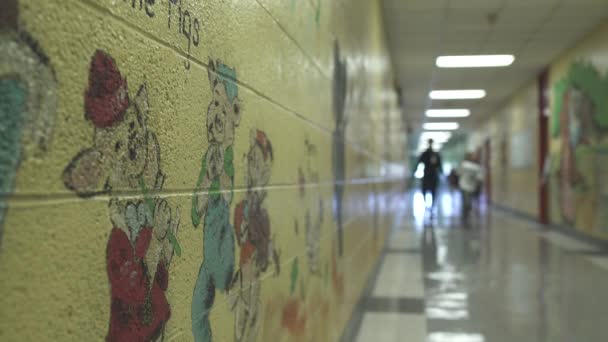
427;332;485;342
352;188;608;342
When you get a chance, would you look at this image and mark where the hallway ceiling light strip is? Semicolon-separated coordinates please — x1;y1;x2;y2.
430;89;486;99
426;109;470;118
436;55;515;68
423;122;460;130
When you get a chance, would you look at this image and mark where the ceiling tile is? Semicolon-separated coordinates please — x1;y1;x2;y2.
382;0;608;129
491;8;549;33
445;8;493;31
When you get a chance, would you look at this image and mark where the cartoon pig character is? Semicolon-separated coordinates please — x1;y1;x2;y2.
191;59;242;342
232;129;279;342
63;50;180;342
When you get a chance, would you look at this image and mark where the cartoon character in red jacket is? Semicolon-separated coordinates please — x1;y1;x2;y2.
62;50;180;342
231;129;280;342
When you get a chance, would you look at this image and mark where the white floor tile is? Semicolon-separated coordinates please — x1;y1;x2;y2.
373;254;424;298
541;231;598;252
357;312;427;342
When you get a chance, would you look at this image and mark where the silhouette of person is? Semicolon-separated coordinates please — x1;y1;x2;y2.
415;139;443;207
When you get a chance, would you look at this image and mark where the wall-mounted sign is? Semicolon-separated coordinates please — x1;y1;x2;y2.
510;130;534;168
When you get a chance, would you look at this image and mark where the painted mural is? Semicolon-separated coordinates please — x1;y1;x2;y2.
332;40;348;257
0;1;400;340
0;30;57;247
551;61;608;237
300;138;324;275
261;258;308;342
191;59;241;342
62;50;181;341
231;129;280;342
258;139;336;342
260;253;334;342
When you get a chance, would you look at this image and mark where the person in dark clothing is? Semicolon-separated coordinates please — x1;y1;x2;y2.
415;139;443;207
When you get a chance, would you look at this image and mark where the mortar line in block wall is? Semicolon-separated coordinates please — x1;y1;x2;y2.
144;232;357;342
5;178;403;207
251;0;399;162
72;0;333;126
254;0;329;80
70;0;387;164
175;209;380;328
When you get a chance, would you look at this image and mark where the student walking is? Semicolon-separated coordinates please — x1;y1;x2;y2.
457;152;483;225
415;139;443;208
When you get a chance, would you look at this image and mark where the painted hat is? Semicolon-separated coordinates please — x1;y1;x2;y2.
85;50;128;128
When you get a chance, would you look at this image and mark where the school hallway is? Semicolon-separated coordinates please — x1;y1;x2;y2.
342;189;608;342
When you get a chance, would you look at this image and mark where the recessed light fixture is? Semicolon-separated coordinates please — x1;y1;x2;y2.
423;122;460;130
426;109;471;118
430;89;486;99
436;55;515;68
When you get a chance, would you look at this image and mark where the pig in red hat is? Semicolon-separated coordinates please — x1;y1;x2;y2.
84;50;129;128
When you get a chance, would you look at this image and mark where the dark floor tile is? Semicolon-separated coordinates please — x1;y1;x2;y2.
363;296;425;314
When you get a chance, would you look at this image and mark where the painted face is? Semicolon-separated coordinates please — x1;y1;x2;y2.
206;80;242;147
247;144;270;188
206;60;241;147
206;143;224;179
206;81;229;144
116;103;147;179
63;84;160;198
93;87;150;189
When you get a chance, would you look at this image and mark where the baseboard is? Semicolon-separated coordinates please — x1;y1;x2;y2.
491;203;608;252
491;203;540;225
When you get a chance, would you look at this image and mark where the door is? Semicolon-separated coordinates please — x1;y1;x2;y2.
538;70;550;224
484;139;491;204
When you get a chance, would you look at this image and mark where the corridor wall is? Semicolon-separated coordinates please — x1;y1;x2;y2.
469;83;539;217
470;19;608;241
0;0;403;341
548;20;608;240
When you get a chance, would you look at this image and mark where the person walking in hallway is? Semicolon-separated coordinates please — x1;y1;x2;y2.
415;139;443;208
457;152;483;225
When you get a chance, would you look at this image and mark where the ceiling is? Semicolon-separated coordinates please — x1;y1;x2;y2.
382;0;608;149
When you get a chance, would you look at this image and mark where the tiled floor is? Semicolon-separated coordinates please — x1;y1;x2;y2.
356;313;427;342
344;190;608;342
372;253;424;298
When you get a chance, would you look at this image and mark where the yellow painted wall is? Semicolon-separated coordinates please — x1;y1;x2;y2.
469;82;539;217
548;20;608;240
0;0;403;341
469;18;608;239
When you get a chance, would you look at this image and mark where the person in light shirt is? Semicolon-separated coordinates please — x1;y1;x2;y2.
458;152;483;224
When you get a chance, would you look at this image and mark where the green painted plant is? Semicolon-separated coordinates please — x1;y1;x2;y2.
552;62;608;137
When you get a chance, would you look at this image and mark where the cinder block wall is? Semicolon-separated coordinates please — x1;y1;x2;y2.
0;0;403;341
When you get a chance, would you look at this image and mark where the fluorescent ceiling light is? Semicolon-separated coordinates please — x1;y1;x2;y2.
423;122;460;130
430;89;486;99
426;109;470;118
436;55;515;68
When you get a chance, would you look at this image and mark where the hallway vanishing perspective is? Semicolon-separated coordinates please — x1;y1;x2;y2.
3;0;608;341
344;190;608;342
